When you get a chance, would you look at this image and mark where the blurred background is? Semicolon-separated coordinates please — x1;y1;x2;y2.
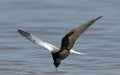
0;0;120;75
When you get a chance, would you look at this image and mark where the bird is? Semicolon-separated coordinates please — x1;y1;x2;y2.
18;16;102;71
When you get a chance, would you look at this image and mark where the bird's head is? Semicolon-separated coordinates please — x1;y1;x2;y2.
53;59;61;68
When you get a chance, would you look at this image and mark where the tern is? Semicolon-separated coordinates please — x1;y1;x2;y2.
18;16;102;71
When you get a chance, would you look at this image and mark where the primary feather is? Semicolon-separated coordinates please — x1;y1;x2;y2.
18;30;59;52
60;16;102;51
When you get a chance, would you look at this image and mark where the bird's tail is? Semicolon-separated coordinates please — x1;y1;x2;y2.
70;49;86;55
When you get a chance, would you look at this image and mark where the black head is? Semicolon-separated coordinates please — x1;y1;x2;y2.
53;59;61;68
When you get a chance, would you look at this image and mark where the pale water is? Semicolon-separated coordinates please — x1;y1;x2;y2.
0;0;120;75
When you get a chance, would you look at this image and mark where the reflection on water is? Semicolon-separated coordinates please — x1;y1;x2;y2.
0;0;120;75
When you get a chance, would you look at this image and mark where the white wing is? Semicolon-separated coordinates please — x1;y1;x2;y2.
18;30;59;53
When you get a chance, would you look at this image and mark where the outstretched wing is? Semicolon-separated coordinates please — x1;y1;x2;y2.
60;16;102;51
18;30;59;53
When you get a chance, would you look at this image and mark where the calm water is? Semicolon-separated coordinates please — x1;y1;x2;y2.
0;0;120;75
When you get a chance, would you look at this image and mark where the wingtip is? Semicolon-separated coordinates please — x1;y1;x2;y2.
97;16;103;19
18;29;22;33
17;29;30;37
88;16;102;24
94;16;103;21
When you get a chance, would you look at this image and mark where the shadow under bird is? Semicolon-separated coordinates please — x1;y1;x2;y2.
18;16;102;71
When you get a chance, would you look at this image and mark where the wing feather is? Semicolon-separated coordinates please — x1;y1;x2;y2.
18;30;59;52
60;16;102;50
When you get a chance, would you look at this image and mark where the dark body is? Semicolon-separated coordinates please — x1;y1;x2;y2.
52;50;70;67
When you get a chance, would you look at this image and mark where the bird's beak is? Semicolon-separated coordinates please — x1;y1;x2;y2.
55;67;58;72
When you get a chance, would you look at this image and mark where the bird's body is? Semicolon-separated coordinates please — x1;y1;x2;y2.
18;16;102;71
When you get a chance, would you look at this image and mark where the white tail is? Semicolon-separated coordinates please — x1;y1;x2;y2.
70;49;86;55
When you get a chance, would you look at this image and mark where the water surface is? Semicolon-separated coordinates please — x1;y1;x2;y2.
0;0;120;75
